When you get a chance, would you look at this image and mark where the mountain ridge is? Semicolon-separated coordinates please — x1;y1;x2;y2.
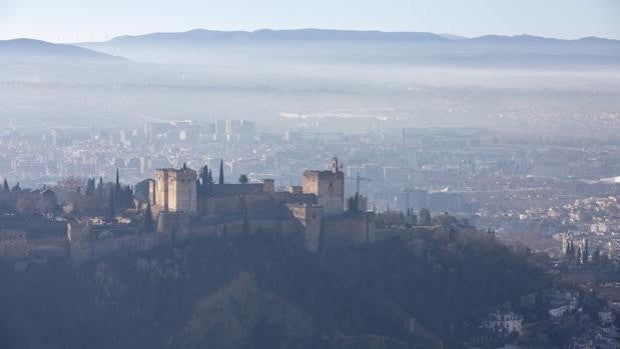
106;28;452;44
0;38;127;61
96;28;620;45
4;30;618;68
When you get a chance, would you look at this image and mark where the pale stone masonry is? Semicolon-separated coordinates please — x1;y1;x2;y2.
153;168;197;213
302;157;345;216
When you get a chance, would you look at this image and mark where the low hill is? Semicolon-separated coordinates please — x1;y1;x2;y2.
0;38;126;61
0;225;548;348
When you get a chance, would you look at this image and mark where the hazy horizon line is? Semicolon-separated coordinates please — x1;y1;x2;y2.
2;27;619;44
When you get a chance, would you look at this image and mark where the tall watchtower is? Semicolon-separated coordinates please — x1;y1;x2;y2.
302;157;345;216
153;167;197;213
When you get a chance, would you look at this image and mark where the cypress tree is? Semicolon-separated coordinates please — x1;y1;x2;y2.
207;170;213;184
199;165;209;183
108;187;115;220
126;186;134;209
218;159;224;185
115;168;121;193
199;165;209;196
347;193;359;212
86;178;95;196
3;179;9;192
419;208;432;226
144;202;155;233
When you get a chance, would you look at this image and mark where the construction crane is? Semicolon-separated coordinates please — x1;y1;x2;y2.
347;172;372;195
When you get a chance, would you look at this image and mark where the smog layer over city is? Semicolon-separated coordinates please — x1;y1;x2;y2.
1;1;620;348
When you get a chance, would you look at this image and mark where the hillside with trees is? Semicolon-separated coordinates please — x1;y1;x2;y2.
0;221;547;348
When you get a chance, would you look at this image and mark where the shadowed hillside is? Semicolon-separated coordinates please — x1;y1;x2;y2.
0;38;126;61
0;227;547;348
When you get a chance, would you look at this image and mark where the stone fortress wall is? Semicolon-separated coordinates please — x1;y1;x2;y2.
154;158;371;253
68;222;161;262
1;157;374;263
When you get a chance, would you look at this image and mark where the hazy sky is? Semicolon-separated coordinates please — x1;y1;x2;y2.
1;0;619;42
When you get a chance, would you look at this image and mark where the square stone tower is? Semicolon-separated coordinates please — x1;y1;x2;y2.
154;168;197;213
302;157;344;216
287;203;323;253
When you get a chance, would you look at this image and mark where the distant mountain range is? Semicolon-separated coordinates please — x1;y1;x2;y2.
105;28;453;43
3;29;619;68
96;28;620;50
0;38;126;61
75;29;620;68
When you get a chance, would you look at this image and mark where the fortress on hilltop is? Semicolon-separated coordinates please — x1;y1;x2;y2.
60;157;374;262
148;157;373;252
